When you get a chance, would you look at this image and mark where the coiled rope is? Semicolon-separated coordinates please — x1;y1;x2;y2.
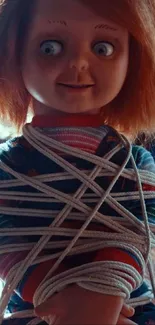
0;124;155;325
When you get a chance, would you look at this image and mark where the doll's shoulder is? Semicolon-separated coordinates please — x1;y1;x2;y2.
0;136;34;178
101;126;155;173
132;144;155;173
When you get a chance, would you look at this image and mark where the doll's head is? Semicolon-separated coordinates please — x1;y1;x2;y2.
21;0;129;119
0;0;155;136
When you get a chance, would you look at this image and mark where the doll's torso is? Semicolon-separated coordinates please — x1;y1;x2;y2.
0;120;155;318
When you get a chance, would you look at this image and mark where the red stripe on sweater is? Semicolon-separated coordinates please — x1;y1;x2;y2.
22;248;141;303
22;259;67;303
94;248;141;289
0;252;29;279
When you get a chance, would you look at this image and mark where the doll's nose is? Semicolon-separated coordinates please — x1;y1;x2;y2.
70;60;89;71
68;52;89;72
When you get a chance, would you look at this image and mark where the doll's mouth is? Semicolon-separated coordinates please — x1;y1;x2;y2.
57;83;94;89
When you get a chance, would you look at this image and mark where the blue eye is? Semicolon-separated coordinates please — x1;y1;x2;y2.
40;40;63;56
93;42;114;57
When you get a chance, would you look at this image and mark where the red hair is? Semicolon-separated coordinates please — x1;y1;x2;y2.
0;0;155;136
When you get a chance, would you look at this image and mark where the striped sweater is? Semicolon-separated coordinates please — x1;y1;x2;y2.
0;114;155;323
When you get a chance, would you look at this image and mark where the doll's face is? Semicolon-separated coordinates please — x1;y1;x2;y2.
21;0;129;115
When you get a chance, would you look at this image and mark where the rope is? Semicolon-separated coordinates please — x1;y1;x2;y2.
0;124;155;325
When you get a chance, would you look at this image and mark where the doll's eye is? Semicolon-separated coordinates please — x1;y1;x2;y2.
40;40;63;56
93;41;114;57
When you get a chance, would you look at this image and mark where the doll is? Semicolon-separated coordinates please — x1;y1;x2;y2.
0;1;155;324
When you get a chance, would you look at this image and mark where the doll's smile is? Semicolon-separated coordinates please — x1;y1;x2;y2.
57;83;95;92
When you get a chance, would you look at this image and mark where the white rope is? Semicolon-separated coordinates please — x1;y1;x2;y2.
0;124;154;325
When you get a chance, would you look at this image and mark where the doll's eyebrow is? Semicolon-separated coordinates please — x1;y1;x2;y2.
94;24;118;31
48;20;68;26
48;19;117;31
47;20;117;31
